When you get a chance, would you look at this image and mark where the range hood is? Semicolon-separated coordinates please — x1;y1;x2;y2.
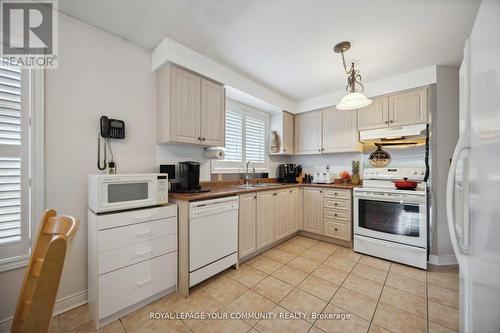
359;124;427;144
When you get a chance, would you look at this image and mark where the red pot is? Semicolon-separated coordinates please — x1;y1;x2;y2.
393;178;419;190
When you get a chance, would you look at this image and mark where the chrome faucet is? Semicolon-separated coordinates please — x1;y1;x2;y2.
245;160;256;185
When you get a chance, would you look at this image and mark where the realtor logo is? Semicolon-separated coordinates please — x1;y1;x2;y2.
1;0;58;68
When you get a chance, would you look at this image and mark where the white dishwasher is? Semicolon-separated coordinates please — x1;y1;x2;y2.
189;196;238;287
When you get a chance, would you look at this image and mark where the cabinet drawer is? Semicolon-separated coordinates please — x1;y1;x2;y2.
324;220;351;241
98;235;177;274
324;189;351;200
98;217;177;253
324;209;350;221
95;205;177;230
324;198;351;211
98;252;177;318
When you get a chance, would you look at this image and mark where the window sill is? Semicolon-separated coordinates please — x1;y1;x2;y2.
0;255;29;273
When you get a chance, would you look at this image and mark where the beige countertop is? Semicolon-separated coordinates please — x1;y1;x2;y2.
169;180;360;202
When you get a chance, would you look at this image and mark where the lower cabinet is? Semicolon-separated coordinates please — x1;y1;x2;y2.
274;190;289;240
256;191;276;249
238;186;352;260
239;187;302;257
288;188;300;234
238;192;257;258
302;187;324;234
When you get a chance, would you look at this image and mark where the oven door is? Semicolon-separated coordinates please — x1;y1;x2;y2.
354;190;427;248
98;176;158;213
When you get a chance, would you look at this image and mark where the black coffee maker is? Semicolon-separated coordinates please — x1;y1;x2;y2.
174;161;210;193
278;164;302;183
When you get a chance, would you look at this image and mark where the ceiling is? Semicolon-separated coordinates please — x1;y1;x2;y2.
59;0;480;101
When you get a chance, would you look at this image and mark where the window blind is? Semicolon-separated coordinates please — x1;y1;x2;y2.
0;64;22;245
224;110;243;162
245;114;265;164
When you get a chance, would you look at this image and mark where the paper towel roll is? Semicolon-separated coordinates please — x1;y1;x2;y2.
203;147;225;160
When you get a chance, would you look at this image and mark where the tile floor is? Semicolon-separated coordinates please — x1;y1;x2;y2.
49;236;460;333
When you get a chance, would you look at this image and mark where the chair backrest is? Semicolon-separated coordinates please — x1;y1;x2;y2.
11;209;79;333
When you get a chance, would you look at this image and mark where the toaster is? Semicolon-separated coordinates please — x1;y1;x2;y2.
312;171;336;184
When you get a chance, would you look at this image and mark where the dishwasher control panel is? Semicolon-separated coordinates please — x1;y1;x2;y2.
189;196;239;219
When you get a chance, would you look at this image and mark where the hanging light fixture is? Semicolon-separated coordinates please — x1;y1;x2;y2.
334;41;372;110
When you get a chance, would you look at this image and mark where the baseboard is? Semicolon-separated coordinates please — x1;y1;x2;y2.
53;289;88;315
429;254;458;266
0;290;88;333
0;317;12;333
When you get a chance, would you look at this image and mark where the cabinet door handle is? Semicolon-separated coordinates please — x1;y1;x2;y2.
134;215;153;222
135;229;152;237
385;121;389;124
284;149;287;152
135;248;153;257
334;193;338;196
197;137;201;141
254;195;257;199
273;192;277;196
334;203;338;206
202;137;206;141
319;190;323;193
135;277;152;287
389;120;394;123
334;213;338;217
334;228;338;231
318;149;321;152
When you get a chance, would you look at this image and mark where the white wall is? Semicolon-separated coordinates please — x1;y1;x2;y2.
431;66;460;258
0;14;155;325
290;153;362;176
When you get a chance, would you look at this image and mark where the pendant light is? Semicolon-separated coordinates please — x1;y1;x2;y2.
334;41;372;110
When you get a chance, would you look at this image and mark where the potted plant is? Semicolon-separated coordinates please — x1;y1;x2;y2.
351;160;360;185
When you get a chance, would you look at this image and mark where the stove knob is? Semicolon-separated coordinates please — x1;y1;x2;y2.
413;171;418;175
420;171;425;175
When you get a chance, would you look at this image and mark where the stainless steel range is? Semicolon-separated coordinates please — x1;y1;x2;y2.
353;167;428;269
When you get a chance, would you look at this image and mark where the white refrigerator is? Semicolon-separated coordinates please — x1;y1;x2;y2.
447;1;500;332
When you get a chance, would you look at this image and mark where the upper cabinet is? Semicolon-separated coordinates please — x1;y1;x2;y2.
357;87;428;130
157;64;225;146
200;78;226;146
294;108;361;155
388;88;428;127
270;111;294;155
294;110;322;155
322;108;361;153
357;97;389;130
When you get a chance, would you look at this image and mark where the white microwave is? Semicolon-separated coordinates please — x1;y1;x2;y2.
88;174;168;214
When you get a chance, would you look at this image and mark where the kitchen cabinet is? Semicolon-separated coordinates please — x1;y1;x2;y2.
270;111;294;155
323;189;352;242
294;110;322;155
287;188;300;234
157;64;225;146
256;191;276;249
357;88;428;130
200;78;226;146
238;192;257;258
274;190;289;240
388;88;428;127
357;96;389;130
302;187;324;235
322;108;361;153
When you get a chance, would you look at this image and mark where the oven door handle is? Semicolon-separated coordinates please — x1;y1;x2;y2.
354;193;425;205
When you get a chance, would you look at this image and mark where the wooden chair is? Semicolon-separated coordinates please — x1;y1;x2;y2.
11;209;79;333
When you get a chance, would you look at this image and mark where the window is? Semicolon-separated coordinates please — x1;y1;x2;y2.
0;63;39;269
212;100;268;173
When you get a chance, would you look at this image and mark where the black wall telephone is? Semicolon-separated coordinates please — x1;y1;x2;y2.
98;116;125;171
100;116;125;139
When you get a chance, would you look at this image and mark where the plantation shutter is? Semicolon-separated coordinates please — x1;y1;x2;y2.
224;110;243;162
0;63;29;261
244;114;265;164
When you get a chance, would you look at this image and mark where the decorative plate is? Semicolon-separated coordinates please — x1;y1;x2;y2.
369;145;391;167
